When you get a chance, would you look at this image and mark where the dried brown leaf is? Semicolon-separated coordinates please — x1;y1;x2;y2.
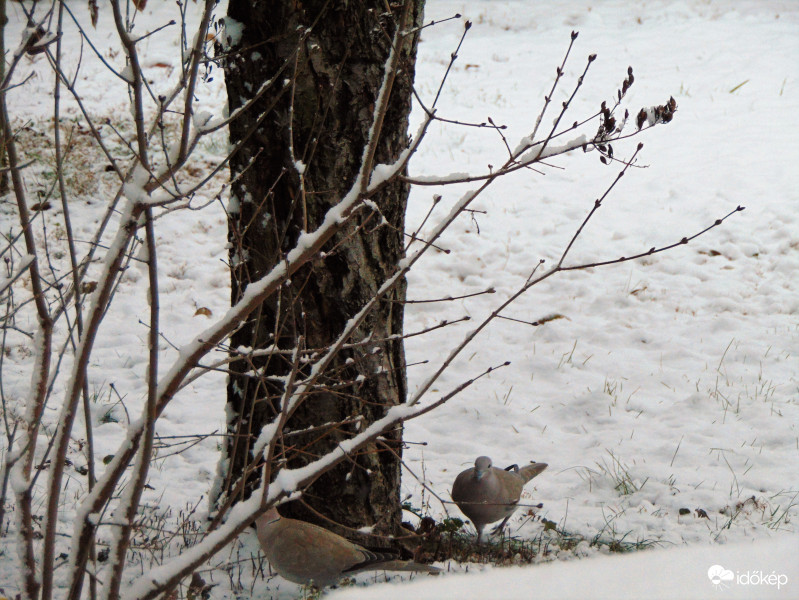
88;0;99;28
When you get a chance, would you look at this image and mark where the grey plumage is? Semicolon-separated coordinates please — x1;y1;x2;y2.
255;507;440;588
451;456;547;542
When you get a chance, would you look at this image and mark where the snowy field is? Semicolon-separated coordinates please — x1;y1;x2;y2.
1;0;798;598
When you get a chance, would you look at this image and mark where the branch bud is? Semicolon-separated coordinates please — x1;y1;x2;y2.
636;109;647;130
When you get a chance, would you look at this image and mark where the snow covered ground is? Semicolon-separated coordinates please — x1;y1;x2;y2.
329;535;798;600
1;0;798;598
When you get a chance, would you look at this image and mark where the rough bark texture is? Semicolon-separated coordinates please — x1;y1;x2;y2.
222;0;422;544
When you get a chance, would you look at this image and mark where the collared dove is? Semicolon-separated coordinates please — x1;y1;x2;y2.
451;456;547;542
255;507;440;588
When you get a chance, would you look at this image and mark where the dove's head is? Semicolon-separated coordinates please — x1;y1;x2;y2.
474;456;493;479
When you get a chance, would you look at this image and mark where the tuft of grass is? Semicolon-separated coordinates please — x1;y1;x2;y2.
580;450;648;496
10;118;110;202
557;339;578;369
590;506;659;552
763;490;798;531
715;495;768;540
406;505;660;570
99;409;119;424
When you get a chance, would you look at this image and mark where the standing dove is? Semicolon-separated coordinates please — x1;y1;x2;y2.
451;456;547;542
255;506;440;588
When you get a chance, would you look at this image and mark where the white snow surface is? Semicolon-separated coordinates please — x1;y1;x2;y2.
1;0;798;599
329;536;799;600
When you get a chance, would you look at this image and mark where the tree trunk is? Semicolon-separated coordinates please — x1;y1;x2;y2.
222;0;422;543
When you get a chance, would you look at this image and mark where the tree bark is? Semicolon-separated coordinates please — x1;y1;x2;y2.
222;0;422;543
